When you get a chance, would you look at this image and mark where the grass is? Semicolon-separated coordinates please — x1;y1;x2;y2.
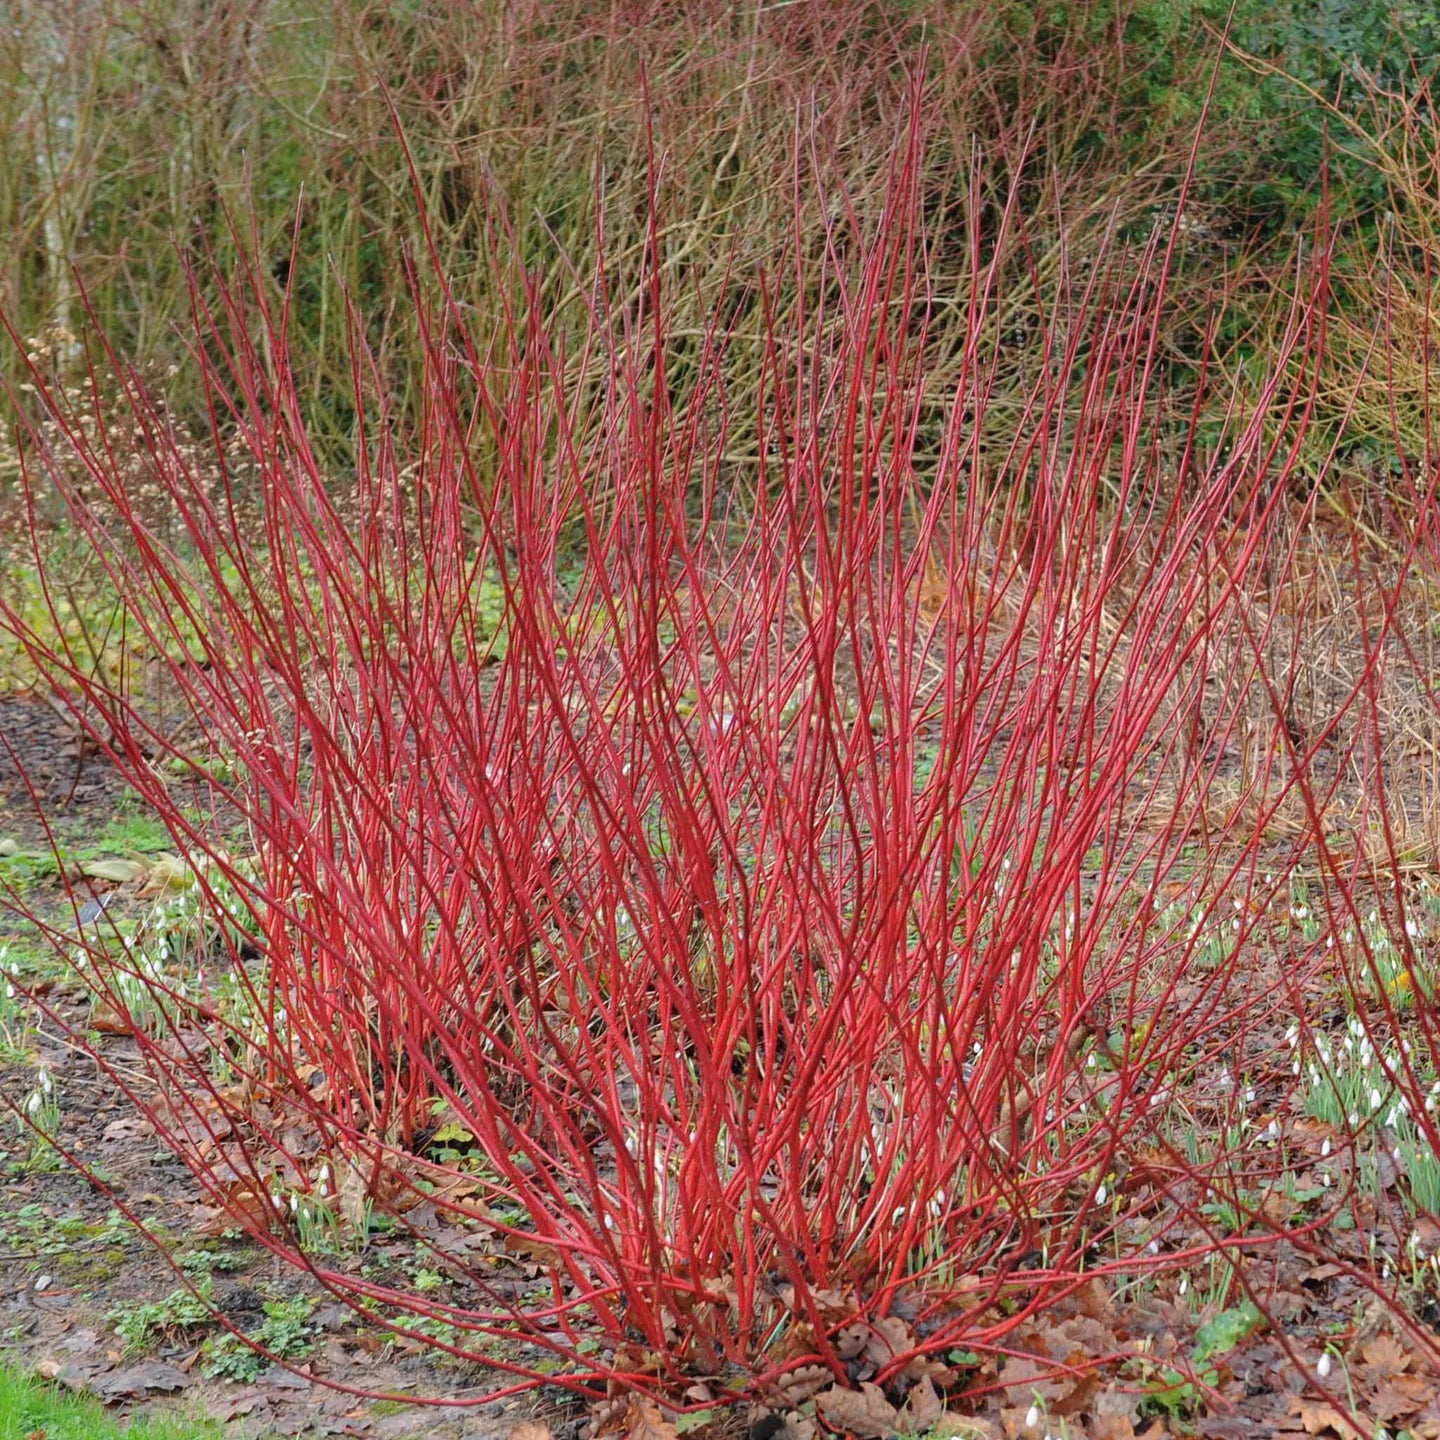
0;1365;218;1440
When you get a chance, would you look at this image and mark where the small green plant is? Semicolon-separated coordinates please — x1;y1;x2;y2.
109;1278;214;1353
201;1296;315;1383
1138;1300;1263;1419
176;1247;247;1277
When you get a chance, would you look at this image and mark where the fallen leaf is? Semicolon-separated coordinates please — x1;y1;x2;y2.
1051;1373;1100;1419
206;1394;263;1422
1294;1401;1364;1439
136;853;195;894
864;1316;915;1372
1371;1378;1429;1421
774;1365;831;1406
814;1383;900;1439
1360;1335;1413;1382
101;1116;152;1142
78;857;148;883
1089;1419;1136;1440
625;1395;677;1440
509;1424;554;1440
91;1363;191;1399
503;1233;566;1269
899;1376;943;1433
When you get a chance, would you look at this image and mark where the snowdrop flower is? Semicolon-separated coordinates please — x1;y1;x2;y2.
26;1092;43;1117
1318;1351;1332;1379
37;1070;52;1095
1371;1088;1383;1111
1322;1138;1332;1158
1025;1405;1040;1430
1407;918;1421;939
1178;1275;1189;1296
1095;1183;1107;1206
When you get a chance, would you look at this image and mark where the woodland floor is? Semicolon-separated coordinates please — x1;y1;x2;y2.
2;693;1440;1439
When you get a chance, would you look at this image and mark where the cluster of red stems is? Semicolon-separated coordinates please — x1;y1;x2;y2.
4;128;1440;1406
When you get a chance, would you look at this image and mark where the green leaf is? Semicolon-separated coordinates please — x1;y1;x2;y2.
1193;1301;1263;1362
431;1122;475;1145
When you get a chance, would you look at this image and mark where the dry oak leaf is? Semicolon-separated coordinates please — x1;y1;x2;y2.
1360;1334;1415;1383
1370;1377;1431;1422
774;1365;833;1407
509;1425;554;1440
1090;1423;1165;1440
1291;1397;1366;1439
899;1376;943;1433
862;1315;954;1386
864;1316;914;1371
625;1395;679;1440
814;1382;899;1439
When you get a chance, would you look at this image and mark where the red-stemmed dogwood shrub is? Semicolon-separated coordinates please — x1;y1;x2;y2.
1;127;1340;1405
